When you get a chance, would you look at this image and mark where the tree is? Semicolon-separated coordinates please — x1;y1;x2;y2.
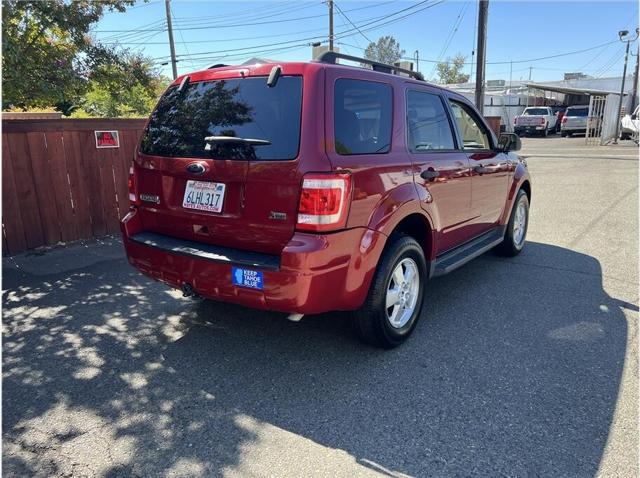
435;54;470;84
363;36;405;65
74;52;169;117
1;0;138;110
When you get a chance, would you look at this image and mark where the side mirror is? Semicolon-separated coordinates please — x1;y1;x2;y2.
498;132;521;152
632;114;637;120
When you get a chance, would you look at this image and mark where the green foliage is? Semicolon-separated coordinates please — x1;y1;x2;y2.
364;36;405;65
436;54;470;84
2;0;166;117
74;53;169;117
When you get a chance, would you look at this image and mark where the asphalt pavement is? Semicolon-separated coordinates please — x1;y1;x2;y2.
3;136;638;477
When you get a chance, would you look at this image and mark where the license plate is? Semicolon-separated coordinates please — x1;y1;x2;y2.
182;180;225;213
232;267;264;290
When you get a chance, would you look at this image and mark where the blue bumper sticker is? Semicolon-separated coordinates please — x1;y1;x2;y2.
232;267;264;290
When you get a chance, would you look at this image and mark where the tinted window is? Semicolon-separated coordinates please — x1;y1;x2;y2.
140;76;302;160
449;101;490;150
566;107;589;117
523;108;549;116
334;79;392;155
406;91;455;151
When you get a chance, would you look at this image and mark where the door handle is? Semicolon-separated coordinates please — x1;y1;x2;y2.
420;169;440;180
473;165;492;174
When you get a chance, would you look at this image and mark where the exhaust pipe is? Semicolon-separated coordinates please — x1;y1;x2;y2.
181;282;196;298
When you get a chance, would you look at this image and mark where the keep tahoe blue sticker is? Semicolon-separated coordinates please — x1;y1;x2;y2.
232;267;264;290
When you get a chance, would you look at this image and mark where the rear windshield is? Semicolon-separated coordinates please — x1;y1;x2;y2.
140;76;302;160
566;107;589;117
523;108;548;116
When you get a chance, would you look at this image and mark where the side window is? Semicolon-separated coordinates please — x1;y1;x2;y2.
406;90;455;152
334;79;392;155
448;101;490;150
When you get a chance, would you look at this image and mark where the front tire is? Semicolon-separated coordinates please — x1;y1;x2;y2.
496;189;529;257
353;235;426;348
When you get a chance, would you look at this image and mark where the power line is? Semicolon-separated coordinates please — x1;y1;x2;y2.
97;3;398;46
339;39;621;67
100;26;330;46
172;1;314;28
593;45;626;78
171;3;196;71
93;1;396;33
333;1;373;44
151;0;443;61
171;1;299;23
429;0;471;79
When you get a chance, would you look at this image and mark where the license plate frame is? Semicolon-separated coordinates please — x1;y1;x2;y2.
182;180;226;213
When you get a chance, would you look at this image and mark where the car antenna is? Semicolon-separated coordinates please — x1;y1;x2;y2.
267;65;281;87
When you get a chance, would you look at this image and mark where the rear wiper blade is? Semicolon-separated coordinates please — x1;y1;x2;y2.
204;136;271;146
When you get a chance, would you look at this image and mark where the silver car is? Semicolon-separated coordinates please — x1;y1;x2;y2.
561;105;589;137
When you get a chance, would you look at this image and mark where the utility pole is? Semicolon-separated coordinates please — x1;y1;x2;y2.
165;0;178;80
508;60;513;90
414;50;420;74
474;0;489;115
328;0;334;51
614;28;639;143
631;43;639;112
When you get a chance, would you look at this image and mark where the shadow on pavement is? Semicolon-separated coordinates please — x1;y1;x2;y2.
2;241;630;476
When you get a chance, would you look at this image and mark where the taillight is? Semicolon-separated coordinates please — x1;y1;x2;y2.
128;165;140;206
296;173;351;232
539;117;546;125
513;117;517;124
562;116;568;123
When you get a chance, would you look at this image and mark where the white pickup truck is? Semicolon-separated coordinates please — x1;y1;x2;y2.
514;107;557;137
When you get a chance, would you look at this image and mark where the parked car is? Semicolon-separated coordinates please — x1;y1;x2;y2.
620;104;639;141
514;106;557;137
560;105;590;137
121;52;531;348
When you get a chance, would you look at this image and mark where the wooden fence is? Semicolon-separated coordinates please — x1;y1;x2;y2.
2;118;147;255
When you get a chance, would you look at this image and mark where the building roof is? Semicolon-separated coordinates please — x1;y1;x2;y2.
524;82;627;96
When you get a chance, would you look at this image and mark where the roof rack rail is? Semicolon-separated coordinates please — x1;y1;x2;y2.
315;51;425;81
208;63;229;69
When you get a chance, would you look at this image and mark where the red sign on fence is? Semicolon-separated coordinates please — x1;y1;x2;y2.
94;130;120;148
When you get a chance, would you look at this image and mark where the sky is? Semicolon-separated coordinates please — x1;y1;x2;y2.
92;0;639;83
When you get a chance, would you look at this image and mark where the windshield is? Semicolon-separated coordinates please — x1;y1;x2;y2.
566;107;589;117
523;108;548;116
140;76;302;160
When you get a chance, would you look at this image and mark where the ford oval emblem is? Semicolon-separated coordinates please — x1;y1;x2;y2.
186;163;206;175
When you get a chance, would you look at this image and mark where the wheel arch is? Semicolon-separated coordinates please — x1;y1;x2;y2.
520;179;531;204
386;212;436;263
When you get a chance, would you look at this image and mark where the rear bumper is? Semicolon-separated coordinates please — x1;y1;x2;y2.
515;125;546;133
121;208;386;315
561;126;586;133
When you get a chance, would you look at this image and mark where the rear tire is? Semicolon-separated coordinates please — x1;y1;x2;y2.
496;189;529;257
353;235;426;348
542;127;548;137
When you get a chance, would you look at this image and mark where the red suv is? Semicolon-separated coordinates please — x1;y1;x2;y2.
121;52;531;348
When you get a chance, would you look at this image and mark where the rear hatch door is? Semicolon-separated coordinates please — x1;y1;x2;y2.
564;107;589;128
135;73;304;255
